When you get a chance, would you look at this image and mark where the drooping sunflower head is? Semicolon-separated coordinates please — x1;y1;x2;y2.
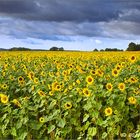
12;99;21;108
128;97;137;104
28;71;34;80
105;107;113;116
38;90;46;97
129;77;138;84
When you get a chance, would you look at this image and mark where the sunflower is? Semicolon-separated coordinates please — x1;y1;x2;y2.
86;76;94;85
49;91;54;96
9;75;14;81
18;76;24;82
34;77;39;84
38;90;46;97
40;71;45;77
106;83;113;91
76;79;81;84
134;89;139;95
1;84;8;90
0;94;8;104
39;117;45;123
129;77;138;84
31;85;35;91
130;56;136;63
28;71;34;80
105;107;113;116
19;81;25;86
115;65;121;71
12;99;21;107
64;102;72;109
128;97;137;104
90;70;96;76
118;83;125;91
55;85;61;91
112;69;119;77
96;69;103;77
68;85;73;90
83;88;91;97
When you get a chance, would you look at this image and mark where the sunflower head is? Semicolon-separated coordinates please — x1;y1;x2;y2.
128;97;137;104
39;117;45;123
106;83;113;91
86;76;94;85
83;88;91;97
105;107;113;116
12;99;21;107
64;102;72;109
118;83;125;91
112;69;119;77
18;76;24;82
130;56;136;63
0;94;8;104
1;84;8;90
38;90;46;97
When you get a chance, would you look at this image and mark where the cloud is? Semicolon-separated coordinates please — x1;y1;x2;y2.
95;39;102;44
0;0;139;22
0;0;139;42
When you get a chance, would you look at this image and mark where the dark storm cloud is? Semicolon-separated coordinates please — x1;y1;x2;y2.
0;0;140;40
0;0;139;22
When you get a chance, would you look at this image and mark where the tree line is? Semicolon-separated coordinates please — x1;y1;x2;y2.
0;42;139;51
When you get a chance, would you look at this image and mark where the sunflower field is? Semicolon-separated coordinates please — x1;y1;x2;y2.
0;51;140;140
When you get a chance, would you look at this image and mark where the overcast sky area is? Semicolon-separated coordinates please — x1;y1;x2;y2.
0;0;140;51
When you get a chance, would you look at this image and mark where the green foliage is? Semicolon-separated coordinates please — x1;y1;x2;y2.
127;42;140;51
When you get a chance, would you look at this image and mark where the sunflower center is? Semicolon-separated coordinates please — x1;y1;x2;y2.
88;78;92;82
114;70;118;74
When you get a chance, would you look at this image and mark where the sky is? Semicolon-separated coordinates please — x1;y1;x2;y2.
0;0;140;51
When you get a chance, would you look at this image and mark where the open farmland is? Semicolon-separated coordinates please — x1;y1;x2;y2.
0;51;140;139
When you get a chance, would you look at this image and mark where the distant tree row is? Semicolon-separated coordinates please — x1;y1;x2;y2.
49;46;64;51
9;47;31;51
93;48;123;52
126;42;140;51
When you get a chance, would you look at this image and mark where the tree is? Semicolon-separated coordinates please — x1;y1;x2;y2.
59;47;64;51
49;47;59;51
93;48;98;51
126;42;140;51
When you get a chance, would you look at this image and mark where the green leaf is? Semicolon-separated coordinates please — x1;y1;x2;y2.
1;113;8;122
57;118;66;128
83;102;92;111
29;121;43;130
82;121;90;131
102;132;108;139
91;111;99;118
11;127;17;136
48;125;55;133
18;131;28;140
83;114;89;122
88;127;97;137
48;100;57;109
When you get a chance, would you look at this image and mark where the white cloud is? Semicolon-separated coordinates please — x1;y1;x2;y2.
95;39;102;44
